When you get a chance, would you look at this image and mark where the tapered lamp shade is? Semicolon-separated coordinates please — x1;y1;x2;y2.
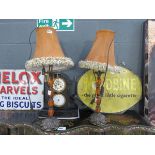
25;27;74;71
79;30;120;72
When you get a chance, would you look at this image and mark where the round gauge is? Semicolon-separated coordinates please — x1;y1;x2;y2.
53;94;66;107
53;78;66;92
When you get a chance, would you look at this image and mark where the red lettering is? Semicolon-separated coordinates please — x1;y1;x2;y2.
12;72;19;84
19;72;30;84
31;72;41;84
0;86;6;94
2;72;10;84
14;86;20;94
20;86;26;94
27;87;31;95
6;86;13;94
32;86;38;95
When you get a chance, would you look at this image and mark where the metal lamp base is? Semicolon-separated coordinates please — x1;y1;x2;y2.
41;117;60;131
89;112;107;127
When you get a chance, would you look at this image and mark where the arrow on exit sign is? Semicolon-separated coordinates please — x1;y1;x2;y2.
37;19;75;31
61;19;73;27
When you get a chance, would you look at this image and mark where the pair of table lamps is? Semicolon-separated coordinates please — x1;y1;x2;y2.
25;27;119;122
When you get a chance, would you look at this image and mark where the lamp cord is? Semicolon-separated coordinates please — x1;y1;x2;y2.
28;27;37;60
24;27;37;110
100;39;114;91
90;38;114;104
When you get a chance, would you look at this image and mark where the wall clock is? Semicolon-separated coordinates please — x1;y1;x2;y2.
53;77;66;93
53;94;66;107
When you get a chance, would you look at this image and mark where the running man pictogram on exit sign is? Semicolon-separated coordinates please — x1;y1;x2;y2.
37;19;75;31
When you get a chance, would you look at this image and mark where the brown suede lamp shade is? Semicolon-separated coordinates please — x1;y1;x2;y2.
25;27;74;71
79;30;120;72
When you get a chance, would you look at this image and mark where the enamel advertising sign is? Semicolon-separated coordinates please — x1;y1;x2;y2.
77;67;142;113
0;70;44;110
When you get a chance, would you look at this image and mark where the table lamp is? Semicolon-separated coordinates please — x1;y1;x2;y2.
25;27;74;129
79;30;120;125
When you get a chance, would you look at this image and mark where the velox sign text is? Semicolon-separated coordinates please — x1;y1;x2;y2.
0;70;44;110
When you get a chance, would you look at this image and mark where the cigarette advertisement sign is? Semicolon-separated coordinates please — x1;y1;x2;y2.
77;67;142;113
0;70;44;110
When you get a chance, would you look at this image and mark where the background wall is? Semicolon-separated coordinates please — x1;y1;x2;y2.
0;19;145;112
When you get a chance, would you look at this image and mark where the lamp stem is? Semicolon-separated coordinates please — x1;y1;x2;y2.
47;65;55;117
95;71;104;112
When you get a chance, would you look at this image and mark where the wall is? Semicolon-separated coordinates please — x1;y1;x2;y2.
0;19;145;113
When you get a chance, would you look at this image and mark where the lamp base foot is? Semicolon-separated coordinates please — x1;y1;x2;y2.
89;112;107;127
41;117;60;131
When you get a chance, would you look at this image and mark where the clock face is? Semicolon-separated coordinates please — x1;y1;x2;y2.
53;94;66;107
53;78;66;93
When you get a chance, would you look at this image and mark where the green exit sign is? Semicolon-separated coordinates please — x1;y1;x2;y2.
37;19;75;31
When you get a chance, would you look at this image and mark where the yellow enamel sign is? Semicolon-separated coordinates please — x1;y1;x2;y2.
77;67;142;113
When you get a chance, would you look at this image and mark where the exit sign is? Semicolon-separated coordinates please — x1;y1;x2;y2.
37;19;74;31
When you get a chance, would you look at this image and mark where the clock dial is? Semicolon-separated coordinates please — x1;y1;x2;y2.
53;94;66;107
53;78;66;92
